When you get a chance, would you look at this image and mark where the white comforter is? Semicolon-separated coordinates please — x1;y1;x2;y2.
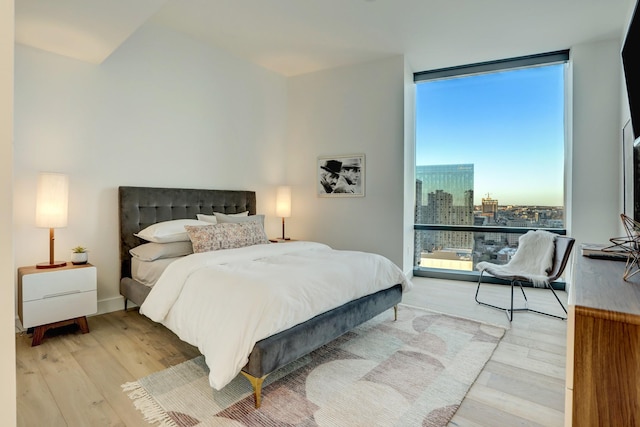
140;241;411;390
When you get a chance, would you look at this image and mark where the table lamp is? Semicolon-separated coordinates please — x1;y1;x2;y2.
276;186;291;240
35;172;69;269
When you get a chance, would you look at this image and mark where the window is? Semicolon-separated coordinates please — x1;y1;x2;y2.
414;51;568;280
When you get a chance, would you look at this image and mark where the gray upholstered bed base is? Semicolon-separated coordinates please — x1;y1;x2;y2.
241;284;402;406
120;277;152;309
118;186;402;408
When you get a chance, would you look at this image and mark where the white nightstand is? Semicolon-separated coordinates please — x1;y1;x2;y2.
269;239;297;243
18;263;97;346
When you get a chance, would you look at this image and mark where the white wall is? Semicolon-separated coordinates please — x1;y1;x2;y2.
0;0;16;424
13;21;288;313
403;59;416;275
569;39;623;247
286;56;406;267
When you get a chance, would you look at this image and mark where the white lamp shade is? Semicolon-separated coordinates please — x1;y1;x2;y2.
276;186;291;218
35;173;69;228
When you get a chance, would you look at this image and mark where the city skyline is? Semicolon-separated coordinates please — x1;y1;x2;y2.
415;63;565;206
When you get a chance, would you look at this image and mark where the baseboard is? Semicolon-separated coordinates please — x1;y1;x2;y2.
98;296;137;314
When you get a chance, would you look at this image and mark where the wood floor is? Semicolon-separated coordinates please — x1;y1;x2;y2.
15;277;568;426
403;278;567;427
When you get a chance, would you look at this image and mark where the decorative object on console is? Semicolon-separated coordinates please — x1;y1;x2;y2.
35;172;69;269
71;246;88;265
581;243;628;261
275;186;291;240
608;213;640;281
317;154;365;197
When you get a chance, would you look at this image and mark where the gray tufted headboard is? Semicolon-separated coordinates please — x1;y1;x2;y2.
118;186;257;279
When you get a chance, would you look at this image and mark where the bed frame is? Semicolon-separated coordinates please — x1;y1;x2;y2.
118;186;403;408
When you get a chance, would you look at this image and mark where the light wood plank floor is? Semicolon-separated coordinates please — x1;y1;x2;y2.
16;277;567;426
403;277;567;427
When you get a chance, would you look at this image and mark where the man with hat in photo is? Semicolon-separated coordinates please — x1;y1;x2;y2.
319;159;342;193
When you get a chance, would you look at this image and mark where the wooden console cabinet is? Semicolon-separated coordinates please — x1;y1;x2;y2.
565;254;640;426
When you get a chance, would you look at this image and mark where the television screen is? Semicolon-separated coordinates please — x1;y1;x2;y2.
623;0;640;140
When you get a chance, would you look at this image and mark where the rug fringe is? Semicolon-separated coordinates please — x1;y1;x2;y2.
121;381;179;427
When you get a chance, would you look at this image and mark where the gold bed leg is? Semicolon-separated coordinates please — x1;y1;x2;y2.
394;304;398;321
240;371;268;408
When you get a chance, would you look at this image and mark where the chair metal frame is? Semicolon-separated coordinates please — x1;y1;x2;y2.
475;235;575;321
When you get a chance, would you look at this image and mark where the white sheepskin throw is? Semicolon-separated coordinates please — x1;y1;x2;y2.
477;230;557;287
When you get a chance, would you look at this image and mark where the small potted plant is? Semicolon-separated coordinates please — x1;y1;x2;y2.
71;246;88;265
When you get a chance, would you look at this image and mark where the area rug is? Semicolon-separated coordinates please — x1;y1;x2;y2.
122;305;504;427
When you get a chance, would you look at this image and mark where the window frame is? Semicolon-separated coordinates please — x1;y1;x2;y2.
413;50;570;288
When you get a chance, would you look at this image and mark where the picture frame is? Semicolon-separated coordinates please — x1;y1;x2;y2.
623;119;635;218
317;154;365;197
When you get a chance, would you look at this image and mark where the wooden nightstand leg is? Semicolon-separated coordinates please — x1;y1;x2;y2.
30;316;90;346
31;326;46;346
76;316;89;334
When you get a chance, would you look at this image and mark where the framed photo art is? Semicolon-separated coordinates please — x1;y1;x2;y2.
317;154;365;197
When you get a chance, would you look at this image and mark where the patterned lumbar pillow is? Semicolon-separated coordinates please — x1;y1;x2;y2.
184;222;269;253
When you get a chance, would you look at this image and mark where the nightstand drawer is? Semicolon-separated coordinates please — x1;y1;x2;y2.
21;290;97;328
21;266;96;301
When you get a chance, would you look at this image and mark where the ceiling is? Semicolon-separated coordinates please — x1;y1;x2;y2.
15;0;632;77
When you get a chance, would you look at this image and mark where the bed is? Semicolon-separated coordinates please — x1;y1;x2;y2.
118;186;409;408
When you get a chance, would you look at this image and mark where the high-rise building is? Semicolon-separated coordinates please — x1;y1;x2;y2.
416;164;474;206
414;179;423;266
481;194;498;222
415;164;474;255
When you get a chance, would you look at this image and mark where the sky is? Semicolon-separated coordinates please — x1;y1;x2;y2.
415;64;565;206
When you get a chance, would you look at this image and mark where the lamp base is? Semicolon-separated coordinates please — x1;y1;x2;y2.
36;261;67;269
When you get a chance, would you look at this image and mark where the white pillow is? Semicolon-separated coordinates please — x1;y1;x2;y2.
131;257;181;286
213;212;265;229
196;211;249;224
129;241;194;261
135;219;210;243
